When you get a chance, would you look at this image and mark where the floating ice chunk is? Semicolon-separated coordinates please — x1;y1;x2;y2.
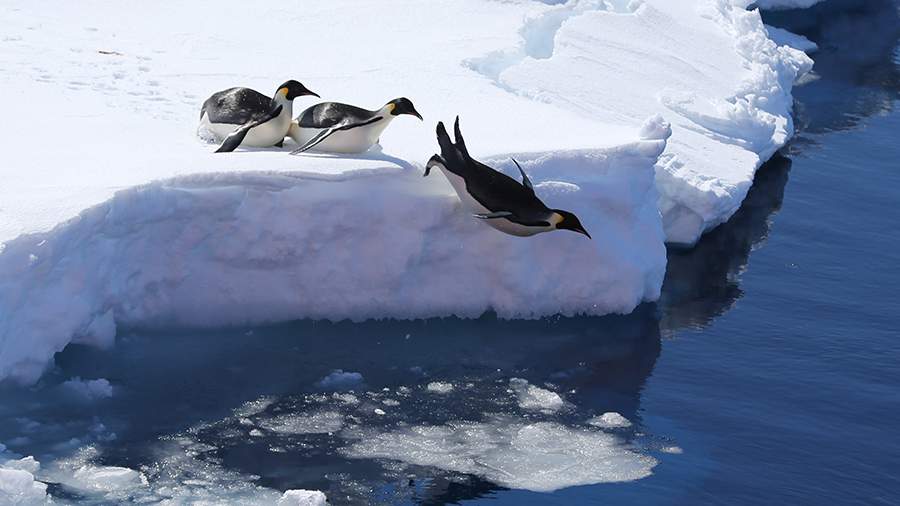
278;489;328;506
425;382;454;394
317;370;364;391
765;25;818;53
343;415;656;492
259;412;344;435
60;377;113;401
332;393;360;405
660;446;683;454
373;408;386;416
71;465;147;492
0;468;48;505
587;412;633;429
234;397;275;417
509;378;564;413
2;456;39;475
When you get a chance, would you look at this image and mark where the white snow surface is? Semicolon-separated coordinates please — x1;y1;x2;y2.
0;0;811;384
588;412;633;428
0;445;47;505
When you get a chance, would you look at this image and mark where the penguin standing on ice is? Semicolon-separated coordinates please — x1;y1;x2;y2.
199;80;319;153
424;117;591;239
288;97;422;154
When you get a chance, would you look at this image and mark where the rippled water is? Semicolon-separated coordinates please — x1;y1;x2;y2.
2;2;899;504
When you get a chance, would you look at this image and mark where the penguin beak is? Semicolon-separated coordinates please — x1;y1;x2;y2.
578;228;592;239
302;87;320;98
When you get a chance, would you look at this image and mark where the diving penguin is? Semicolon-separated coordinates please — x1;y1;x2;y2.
288;97;422;155
199;80;319;153
424;117;591;239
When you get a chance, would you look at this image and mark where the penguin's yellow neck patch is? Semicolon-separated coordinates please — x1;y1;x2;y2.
550;213;565;226
278;87;289;97
386;103;396;113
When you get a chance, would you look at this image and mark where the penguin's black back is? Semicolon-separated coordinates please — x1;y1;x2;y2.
436;120;551;224
201;87;274;125
296;102;377;129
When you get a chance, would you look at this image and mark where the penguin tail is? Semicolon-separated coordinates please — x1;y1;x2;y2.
453;116;470;158
436;120;466;167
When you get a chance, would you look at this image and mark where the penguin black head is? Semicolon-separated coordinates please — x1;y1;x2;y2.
387;97;423;120
276;80;319;100
552;210;591;239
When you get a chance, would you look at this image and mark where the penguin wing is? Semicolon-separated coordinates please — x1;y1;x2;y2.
290;116;384;155
203;87;274;125
215;105;284;153
296;102;375;129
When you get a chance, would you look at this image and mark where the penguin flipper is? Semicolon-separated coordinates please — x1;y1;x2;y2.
473;211;514;219
274;140;284;148
511;158;534;193
291;116;384;155
215;105;283;153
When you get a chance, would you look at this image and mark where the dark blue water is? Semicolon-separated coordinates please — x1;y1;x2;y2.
2;2;899;504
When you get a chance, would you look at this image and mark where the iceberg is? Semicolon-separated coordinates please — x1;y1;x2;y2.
0;0;812;384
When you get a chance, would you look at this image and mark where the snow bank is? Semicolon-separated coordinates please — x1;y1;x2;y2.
482;0;812;243
0;445;47;505
0;0;813;383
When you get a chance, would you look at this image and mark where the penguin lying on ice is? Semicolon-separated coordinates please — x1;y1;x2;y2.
424;117;591;239
289;98;422;154
199;80;319;153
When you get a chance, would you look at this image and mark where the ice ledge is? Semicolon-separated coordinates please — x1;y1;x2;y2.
0;132;667;385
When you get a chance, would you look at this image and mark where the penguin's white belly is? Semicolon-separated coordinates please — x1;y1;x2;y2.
293;122;388;154
437;167;551;237
199;113;289;148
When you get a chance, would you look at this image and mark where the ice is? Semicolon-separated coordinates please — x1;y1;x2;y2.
70;465;147;492
278;489;328;506
344;415;656;492
316;370;364;391
426;382;455;394
509;378;565;413
60;377;114;402
258;412;345;435
766;25;819;53
588;412;633;428
0;0;814;384
0;446;47;505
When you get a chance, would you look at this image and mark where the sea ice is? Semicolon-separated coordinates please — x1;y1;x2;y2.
278;489;328;506
0;0;814;385
509;378;565;413
426;382;455;394
344;415;656;492
259;412;345;435
587;412;633;428
60;377;114;402
316;370;364;391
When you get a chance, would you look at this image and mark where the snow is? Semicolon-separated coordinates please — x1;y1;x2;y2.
344;415;656;492
0;0;813;384
766;25;819;53
587;412;633;428
278;489;328;506
426;382;455;394
509;378;565;413
70;465;147;492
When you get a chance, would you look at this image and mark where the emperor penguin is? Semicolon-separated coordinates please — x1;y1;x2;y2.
199;80;319;153
288;97;422;154
424;117;591;239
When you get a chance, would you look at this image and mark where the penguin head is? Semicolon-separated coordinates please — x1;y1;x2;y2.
276;80;319;100
386;98;423;120
552;210;591;239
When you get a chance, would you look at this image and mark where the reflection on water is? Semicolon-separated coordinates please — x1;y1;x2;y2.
763;0;900;134
659;155;791;332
